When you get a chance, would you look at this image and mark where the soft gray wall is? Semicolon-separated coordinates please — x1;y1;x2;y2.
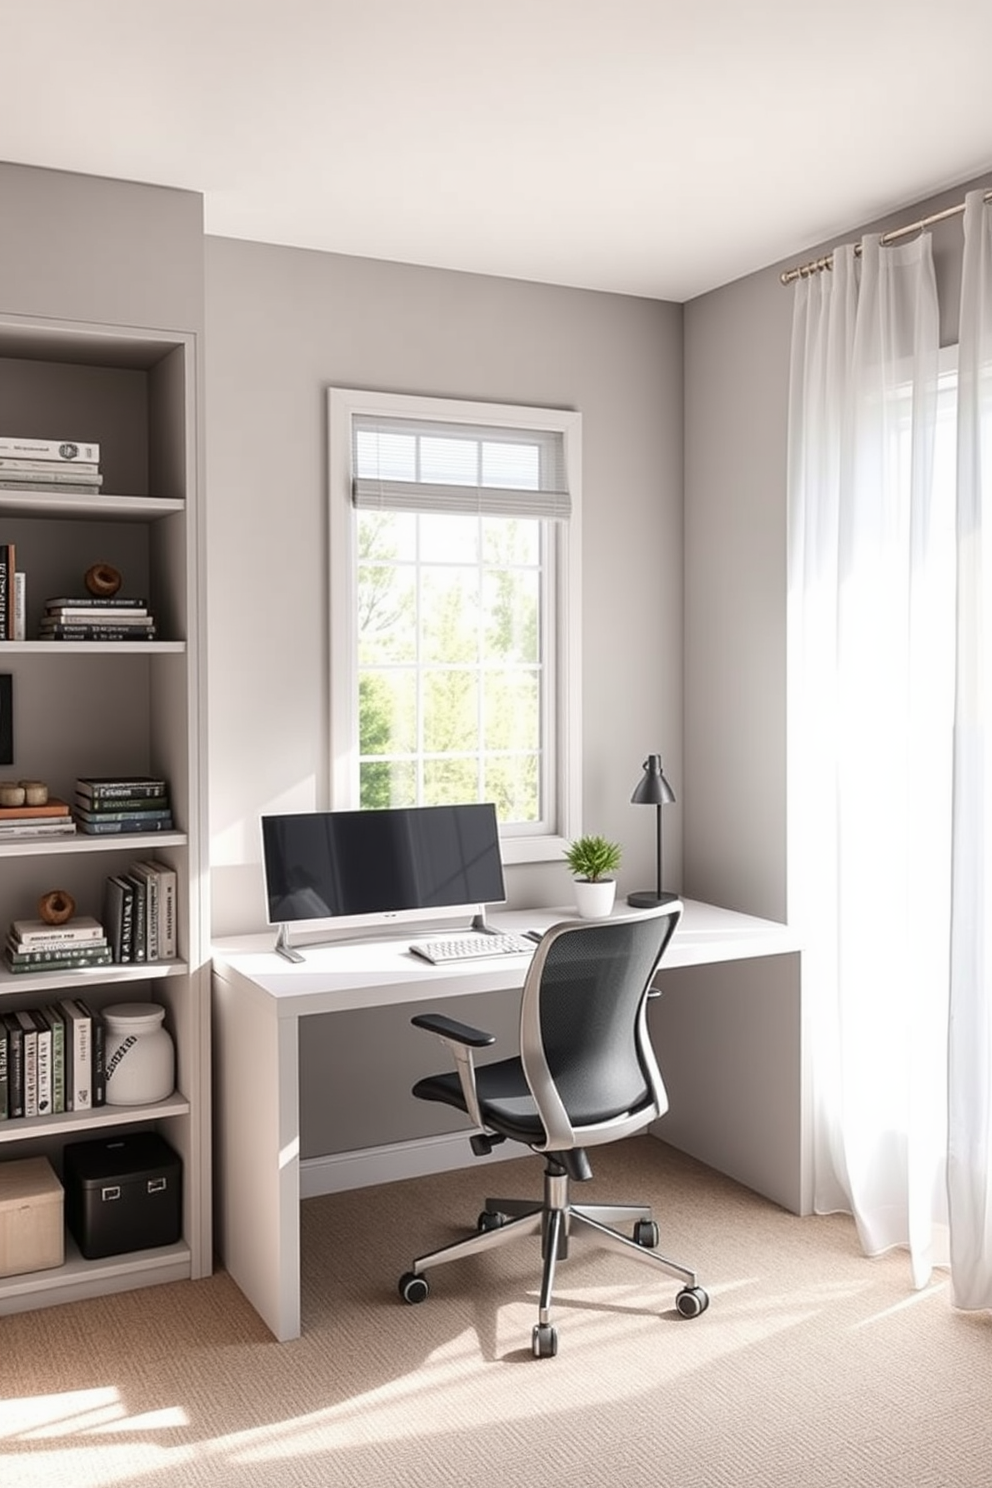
0;161;203;332
204;238;684;940
683;168;992;924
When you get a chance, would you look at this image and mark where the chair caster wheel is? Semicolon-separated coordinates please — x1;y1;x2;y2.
532;1322;558;1358
478;1210;507;1232
675;1285;709;1318
633;1220;659;1247
399;1271;429;1304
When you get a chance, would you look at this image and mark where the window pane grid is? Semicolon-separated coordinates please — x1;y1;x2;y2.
358;507;545;825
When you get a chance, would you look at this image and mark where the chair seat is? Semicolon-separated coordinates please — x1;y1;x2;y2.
414;1057;547;1144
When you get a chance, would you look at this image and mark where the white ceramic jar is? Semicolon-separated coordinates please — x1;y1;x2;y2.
102;1003;175;1106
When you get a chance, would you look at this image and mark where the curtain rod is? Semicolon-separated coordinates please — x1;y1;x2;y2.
779;188;992;285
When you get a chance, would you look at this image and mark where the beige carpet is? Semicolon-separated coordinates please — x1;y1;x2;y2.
2;1138;990;1488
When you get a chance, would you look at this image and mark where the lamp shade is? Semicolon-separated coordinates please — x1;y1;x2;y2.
630;753;675;807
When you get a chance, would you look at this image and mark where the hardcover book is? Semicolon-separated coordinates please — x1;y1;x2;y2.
0;437;100;461
77;816;174;835
12;915;105;944
76;777;169;800
2;1012;23;1118
59;998;92;1112
42;1004;66;1115
0;456;99;474
0;1018;8;1119
15;1009;38;1116
103;874;135;962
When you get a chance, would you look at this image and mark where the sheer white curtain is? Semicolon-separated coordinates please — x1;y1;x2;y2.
948;190;992;1308
788;232;955;1288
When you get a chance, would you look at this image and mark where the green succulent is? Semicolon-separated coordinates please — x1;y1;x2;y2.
563;834;622;883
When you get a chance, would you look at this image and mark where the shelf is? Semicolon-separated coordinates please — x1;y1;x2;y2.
0;958;188;997
0;1236;191;1314
0;296;208;1314
0;1089;190;1144
0;491;184;521
0;640;185;654
0;832;186;857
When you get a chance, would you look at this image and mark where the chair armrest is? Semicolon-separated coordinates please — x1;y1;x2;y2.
411;1012;495;1130
411;1012;496;1047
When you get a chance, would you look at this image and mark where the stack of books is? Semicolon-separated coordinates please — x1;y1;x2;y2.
4;915;111;976
103;859;178;963
40;595;156;643
74;776;173;835
1;995;105;1118
0;796;76;841
0;436;102;496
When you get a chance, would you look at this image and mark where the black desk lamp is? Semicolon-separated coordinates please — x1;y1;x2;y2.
627;753;676;907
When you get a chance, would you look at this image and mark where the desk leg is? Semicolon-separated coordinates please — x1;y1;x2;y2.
213;972;302;1340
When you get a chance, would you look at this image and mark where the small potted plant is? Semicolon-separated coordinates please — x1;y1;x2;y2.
564;833;622;918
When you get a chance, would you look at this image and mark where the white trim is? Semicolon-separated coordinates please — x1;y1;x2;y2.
299;1129;519;1197
328;387;582;860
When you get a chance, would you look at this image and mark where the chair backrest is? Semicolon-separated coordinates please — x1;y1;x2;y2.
518;901;682;1154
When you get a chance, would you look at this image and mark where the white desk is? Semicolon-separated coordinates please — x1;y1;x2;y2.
212;900;802;1341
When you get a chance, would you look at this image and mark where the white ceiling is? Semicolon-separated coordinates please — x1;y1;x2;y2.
3;0;992;302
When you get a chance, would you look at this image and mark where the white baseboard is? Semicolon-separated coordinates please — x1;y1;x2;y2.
300;1131;518;1198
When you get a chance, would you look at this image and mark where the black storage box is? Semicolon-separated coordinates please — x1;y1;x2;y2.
63;1131;182;1260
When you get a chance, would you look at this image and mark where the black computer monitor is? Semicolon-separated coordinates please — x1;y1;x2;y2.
260;802;506;951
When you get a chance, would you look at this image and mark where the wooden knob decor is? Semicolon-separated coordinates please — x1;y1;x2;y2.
85;562;123;598
38;888;76;925
19;779;48;805
0;781;25;806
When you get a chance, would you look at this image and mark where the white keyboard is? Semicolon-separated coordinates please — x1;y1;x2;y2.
410;931;536;965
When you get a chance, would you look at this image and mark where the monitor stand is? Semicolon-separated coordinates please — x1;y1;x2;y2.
274;923;306;964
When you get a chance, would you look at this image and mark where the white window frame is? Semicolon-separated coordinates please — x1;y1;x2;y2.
328;386;582;864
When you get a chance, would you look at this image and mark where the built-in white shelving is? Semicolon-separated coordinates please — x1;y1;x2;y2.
0;310;209;1316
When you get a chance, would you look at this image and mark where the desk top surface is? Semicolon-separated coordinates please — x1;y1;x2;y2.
212;899;800;1019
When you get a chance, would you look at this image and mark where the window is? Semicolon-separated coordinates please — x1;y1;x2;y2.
328;388;581;863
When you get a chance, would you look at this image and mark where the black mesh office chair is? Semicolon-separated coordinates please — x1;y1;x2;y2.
398;902;709;1357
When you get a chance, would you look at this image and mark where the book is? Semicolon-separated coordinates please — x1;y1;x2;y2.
77;795;172;816
0;468;103;485
5;938;110;965
0;1018;8;1119
39;626;158;641
34;1009;53;1115
16;1008;38;1116
12;914;105;945
2;1012;24;1118
0;820;77;838
103;874;135;962
45;596;147;610
59;997;92;1111
139;858;178;959
3;951;112;973
125;871;147;962
0;456;99;474
129;860;160;959
77;1000;105;1107
40;618;155;633
0;480;102;494
12;570;24;641
76;816;174;835
42;1004;66;1115
76;776;169;800
76;805;173;825
0;437;100;461
45;606;148;620
0;543;12;640
0;797;72;819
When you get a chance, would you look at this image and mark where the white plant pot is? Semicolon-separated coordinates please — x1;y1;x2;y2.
573;878;617;919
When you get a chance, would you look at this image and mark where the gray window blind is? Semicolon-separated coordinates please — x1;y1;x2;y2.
352;413;571;520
